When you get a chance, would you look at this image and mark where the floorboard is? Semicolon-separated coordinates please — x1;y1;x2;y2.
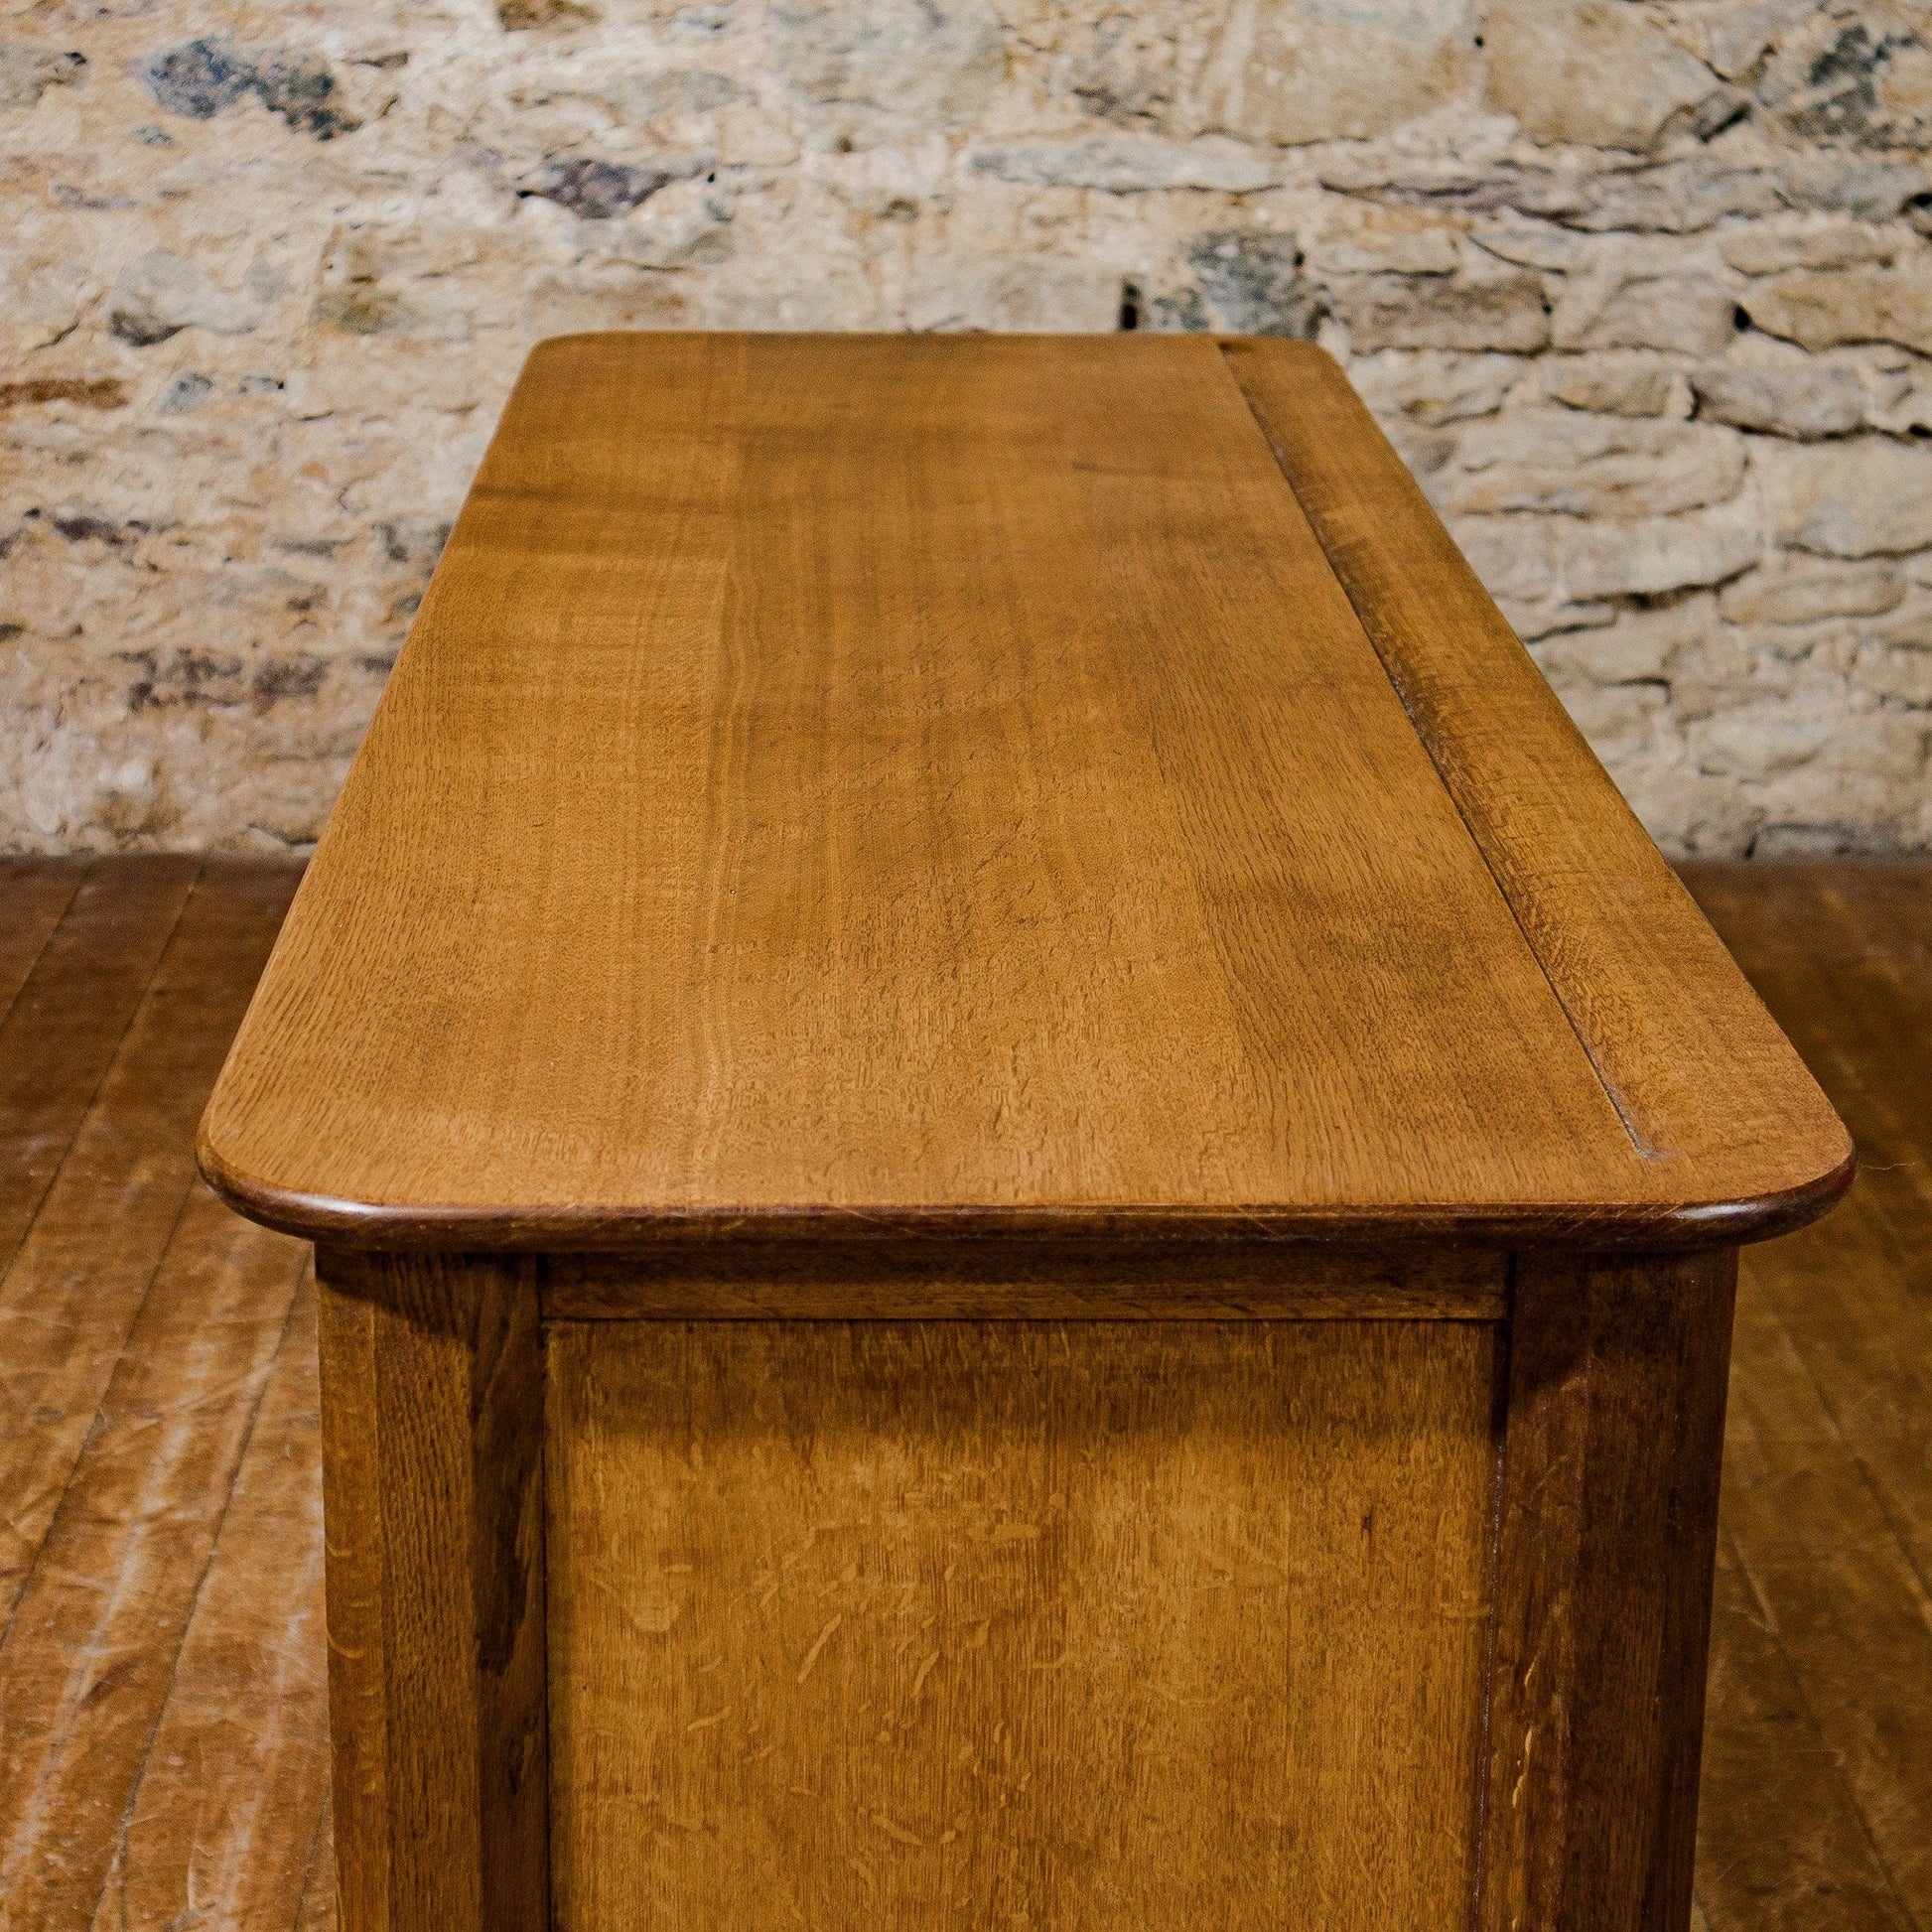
0;855;1922;1931
1686;860;1932;1932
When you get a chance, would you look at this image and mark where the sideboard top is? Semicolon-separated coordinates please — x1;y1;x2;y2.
200;333;1851;1254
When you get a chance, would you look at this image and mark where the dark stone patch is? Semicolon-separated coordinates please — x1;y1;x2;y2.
140;38;359;139
132;124;175;146
375;516;452;567
1146;288;1209;332
0;377;128;411
50;511;148;548
155;370;213;414
51;183;134;210
522;155;701;218
109;305;179;348
1763;19;1928;148
499;0;600;29
1786;24;1900;141
1185;232;1324;340
0;622;23;642
141;39;254;118
252;49;358;139
253;656;328;704
117;646;247;711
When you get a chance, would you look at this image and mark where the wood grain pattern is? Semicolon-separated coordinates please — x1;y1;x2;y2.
1683;863;1932;1578
1477;1250;1738;1932
547;1317;1500;1931
1684;862;1932;1930
0;1184;308;1930
0;857;83;1031
1695;1529;1914;1931
316;1251;549;1932
0;862;299;1635
200;334;1848;1257
542;1240;1506;1320
0;858;1920;1932
2;856;198;1275
92;1267;330;1932
1718;1274;1932;1923
1226;342;1852;1238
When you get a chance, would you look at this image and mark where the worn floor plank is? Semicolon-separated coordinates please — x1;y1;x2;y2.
0;865;303;1638
1694;1529;1911;1932
0;858;85;1032
90;1270;329;1932
0;858;199;1281
1685;860;1932;1932
0;855;1923;1932
0;1182;311;1929
0;862;314;1932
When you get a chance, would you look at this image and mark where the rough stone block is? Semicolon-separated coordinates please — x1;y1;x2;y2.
1330;269;1550;352
1741;265;1932;355
1447;408;1745;516
1193;0;1475;147
1757;437;1932;557
1483;0;1734;152
1691;360;1865;437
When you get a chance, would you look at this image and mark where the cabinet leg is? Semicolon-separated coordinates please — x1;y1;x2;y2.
1478;1249;1737;1932
318;1250;549;1932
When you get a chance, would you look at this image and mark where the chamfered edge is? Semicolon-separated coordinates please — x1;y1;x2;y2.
197;1113;1855;1258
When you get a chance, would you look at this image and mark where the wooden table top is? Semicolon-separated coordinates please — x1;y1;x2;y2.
200;334;1850;1255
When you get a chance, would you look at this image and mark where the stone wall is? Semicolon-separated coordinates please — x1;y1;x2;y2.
5;0;1931;855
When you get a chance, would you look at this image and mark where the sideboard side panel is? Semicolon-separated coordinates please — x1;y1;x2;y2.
1478;1249;1738;1932
547;1316;1500;1931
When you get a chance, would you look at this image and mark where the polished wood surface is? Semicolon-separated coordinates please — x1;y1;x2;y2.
1684;862;1932;1932
1230;347;1852;1231
547;1317;1497;1930
317;1252;548;1932
1478;1250;1738;1932
200;335;1848;1255
0;857;1923;1930
0;860;327;1932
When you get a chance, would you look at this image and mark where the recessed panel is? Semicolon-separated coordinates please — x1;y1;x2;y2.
548;1318;1498;1930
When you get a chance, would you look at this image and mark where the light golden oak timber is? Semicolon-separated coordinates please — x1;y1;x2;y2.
546;1316;1500;1931
1477;1249;1737;1932
316;1251;549;1932
0;858;1921;1932
1226;342;1850;1228
199;334;1850;1260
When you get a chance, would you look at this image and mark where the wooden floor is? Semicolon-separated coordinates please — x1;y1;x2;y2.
0;857;1925;1931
